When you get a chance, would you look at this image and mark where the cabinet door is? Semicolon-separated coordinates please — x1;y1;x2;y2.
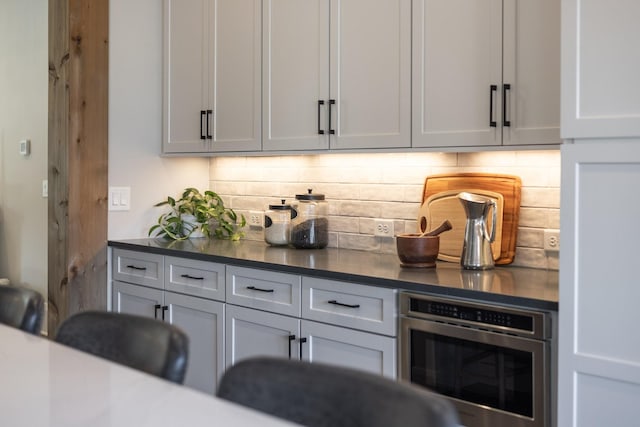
262;0;330;151
502;0;560;145
559;143;640;427
163;0;210;153
329;0;411;150
112;281;164;319
301;320;396;379
209;0;262;152
225;305;300;368
165;292;225;395
412;0;502;148
562;0;640;139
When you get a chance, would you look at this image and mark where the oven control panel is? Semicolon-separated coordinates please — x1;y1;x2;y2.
401;293;549;339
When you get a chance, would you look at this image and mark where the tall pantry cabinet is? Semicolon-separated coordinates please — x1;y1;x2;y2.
412;0;560;148
262;0;411;151
559;1;640;426
162;0;261;153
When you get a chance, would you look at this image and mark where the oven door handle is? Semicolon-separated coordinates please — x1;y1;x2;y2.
400;316;545;353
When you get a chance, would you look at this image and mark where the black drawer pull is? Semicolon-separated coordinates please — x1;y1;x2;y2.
126;265;147;271
328;300;360;309
154;304;161;319
200;110;206;140
317;100;325;135
206;109;213;139
162;305;168;321
503;83;511;127
299;337;307;360
328;99;336;135
489;85;497;128
247;286;274;293
288;335;296;359
181;274;204;280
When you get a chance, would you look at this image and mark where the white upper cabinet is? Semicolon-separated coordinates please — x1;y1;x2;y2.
562;0;640;139
163;0;261;153
503;0;560;145
262;0;330;151
412;0;560;148
263;0;411;151
328;0;411;150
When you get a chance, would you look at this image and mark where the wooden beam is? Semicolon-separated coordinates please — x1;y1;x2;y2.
48;0;109;335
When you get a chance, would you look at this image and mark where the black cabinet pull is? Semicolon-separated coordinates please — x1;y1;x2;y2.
503;83;511;127
154;304;161;319
200;110;206;140
328;300;360;309
489;85;497;128
126;265;146;271
299;337;307;360
162;305;168;321
328;99;336;135
317;100;325;135
246;285;274;293
206;109;213;139
180;274;204;280
288;335;296;359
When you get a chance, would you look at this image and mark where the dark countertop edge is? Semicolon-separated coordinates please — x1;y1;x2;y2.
108;240;558;312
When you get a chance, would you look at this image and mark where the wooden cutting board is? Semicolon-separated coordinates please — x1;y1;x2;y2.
418;173;522;265
418;189;504;263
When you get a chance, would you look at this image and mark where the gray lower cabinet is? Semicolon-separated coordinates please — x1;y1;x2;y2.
225;303;396;378
225;304;300;365
225;265;397;378
300;320;396;379
111;248;226;395
111;248;399;387
113;281;225;395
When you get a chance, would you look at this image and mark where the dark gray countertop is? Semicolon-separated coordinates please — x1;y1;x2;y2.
109;238;558;311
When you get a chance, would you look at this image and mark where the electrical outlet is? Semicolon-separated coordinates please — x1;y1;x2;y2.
374;219;394;237
543;229;560;252
248;210;263;227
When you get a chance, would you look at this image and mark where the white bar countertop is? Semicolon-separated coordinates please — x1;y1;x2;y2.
0;324;298;427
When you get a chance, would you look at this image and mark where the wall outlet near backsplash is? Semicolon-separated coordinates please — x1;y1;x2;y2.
210;150;561;271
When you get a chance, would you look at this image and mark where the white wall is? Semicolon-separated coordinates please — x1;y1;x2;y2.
0;0;48;295
108;0;209;240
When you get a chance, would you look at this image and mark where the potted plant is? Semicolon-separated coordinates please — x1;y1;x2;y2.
148;188;246;241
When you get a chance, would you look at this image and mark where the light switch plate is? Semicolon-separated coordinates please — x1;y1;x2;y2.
109;186;131;211
19;139;31;156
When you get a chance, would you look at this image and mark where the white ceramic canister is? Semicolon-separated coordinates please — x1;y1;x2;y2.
264;200;294;246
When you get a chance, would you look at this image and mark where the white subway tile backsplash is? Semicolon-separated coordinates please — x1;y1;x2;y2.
517;227;544;248
521;187;561;208
210;150;561;270
359;184;408;202
328;216;360;233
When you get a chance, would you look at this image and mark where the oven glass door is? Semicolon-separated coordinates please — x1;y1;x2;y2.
401;317;547;425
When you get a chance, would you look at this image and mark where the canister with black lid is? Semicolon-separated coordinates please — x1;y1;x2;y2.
290;189;328;249
264;200;294;246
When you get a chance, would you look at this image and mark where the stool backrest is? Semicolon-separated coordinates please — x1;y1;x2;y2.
55;311;189;384
217;357;459;427
0;285;44;334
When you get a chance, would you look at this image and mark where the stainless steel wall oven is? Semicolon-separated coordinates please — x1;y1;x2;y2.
400;292;554;427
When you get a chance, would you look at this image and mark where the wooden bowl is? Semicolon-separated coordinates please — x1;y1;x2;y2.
396;234;440;268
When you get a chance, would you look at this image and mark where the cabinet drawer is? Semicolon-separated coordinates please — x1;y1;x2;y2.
165;256;226;301
302;277;397;336
112;249;163;289
226;266;301;317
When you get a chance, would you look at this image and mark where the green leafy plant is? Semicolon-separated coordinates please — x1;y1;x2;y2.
148;188;246;241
